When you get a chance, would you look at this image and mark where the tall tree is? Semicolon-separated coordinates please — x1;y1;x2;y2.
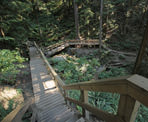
99;0;103;49
74;0;80;39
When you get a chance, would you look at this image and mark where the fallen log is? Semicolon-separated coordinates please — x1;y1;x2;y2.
46;43;69;57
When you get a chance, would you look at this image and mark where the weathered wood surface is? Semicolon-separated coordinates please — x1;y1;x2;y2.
29;46;81;122
34;42;65;89
117;95;137;122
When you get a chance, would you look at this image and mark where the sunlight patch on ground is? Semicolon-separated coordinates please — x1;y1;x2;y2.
0;86;24;109
43;80;56;90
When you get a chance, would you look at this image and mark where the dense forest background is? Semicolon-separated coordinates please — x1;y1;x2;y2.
0;0;148;49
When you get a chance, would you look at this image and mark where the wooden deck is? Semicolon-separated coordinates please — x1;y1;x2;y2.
29;47;82;122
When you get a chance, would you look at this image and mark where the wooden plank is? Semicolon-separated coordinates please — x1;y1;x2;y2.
127;75;148;107
31;103;38;122
80;90;89;119
2;104;24;122
34;42;65;90
2;98;33;122
127;83;148;107
63;76;129;94
117;95;137;122
130;101;140;122
80;90;85;116
127;74;148;91
80;90;89;118
63;76;129;89
65;97;124;122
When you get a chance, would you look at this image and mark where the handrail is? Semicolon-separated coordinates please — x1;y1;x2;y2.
34;42;65;94
63;74;148;107
2;98;34;122
34;42;148;122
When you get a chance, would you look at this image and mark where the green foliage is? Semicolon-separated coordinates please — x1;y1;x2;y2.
50;53;148;121
49;56;100;84
49;55;128;115
0;49;26;84
0;100;16;121
89;92;120;114
136;105;148;122
98;68;127;79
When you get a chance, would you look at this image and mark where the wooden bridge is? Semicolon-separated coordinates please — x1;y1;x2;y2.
44;39;99;56
2;42;148;122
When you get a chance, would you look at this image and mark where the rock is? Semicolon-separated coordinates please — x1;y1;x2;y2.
52;55;66;61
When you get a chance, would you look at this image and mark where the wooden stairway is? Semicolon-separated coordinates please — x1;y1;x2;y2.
29;46;85;122
2;43;148;122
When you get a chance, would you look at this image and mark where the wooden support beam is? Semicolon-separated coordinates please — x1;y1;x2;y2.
117;95;139;122
84;91;89;120
80;90;89;118
65;97;124;122
63;76;129;94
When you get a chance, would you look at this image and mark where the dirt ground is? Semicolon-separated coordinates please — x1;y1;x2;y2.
15;61;33;99
0;61;33;103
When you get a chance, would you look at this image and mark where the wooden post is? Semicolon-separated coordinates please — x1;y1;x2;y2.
117;94;140;122
67;91;70;106
64;90;67;104
80;90;89;119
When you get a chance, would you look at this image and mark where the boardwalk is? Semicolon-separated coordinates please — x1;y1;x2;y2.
29;47;83;122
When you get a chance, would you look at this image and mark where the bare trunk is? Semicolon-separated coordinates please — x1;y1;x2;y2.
0;28;5;37
99;0;103;49
133;21;148;73
0;18;5;37
74;0;80;40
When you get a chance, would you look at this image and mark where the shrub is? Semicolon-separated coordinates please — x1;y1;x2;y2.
0;49;26;84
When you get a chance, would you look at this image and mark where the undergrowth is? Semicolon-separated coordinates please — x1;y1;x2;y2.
0;100;16;121
49;55;127;114
0;49;27;85
49;53;148;121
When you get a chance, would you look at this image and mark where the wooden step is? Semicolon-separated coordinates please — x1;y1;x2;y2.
49;109;74;122
65;113;79;122
40;105;69;121
76;117;86;122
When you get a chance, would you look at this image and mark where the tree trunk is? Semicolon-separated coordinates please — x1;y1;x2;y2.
99;0;103;49
133;21;148;73
0;28;5;37
73;0;80;40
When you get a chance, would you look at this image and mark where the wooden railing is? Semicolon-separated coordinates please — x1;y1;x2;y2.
35;42;148;122
2;98;36;122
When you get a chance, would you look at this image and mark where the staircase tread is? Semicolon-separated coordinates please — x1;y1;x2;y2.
29;46;80;122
